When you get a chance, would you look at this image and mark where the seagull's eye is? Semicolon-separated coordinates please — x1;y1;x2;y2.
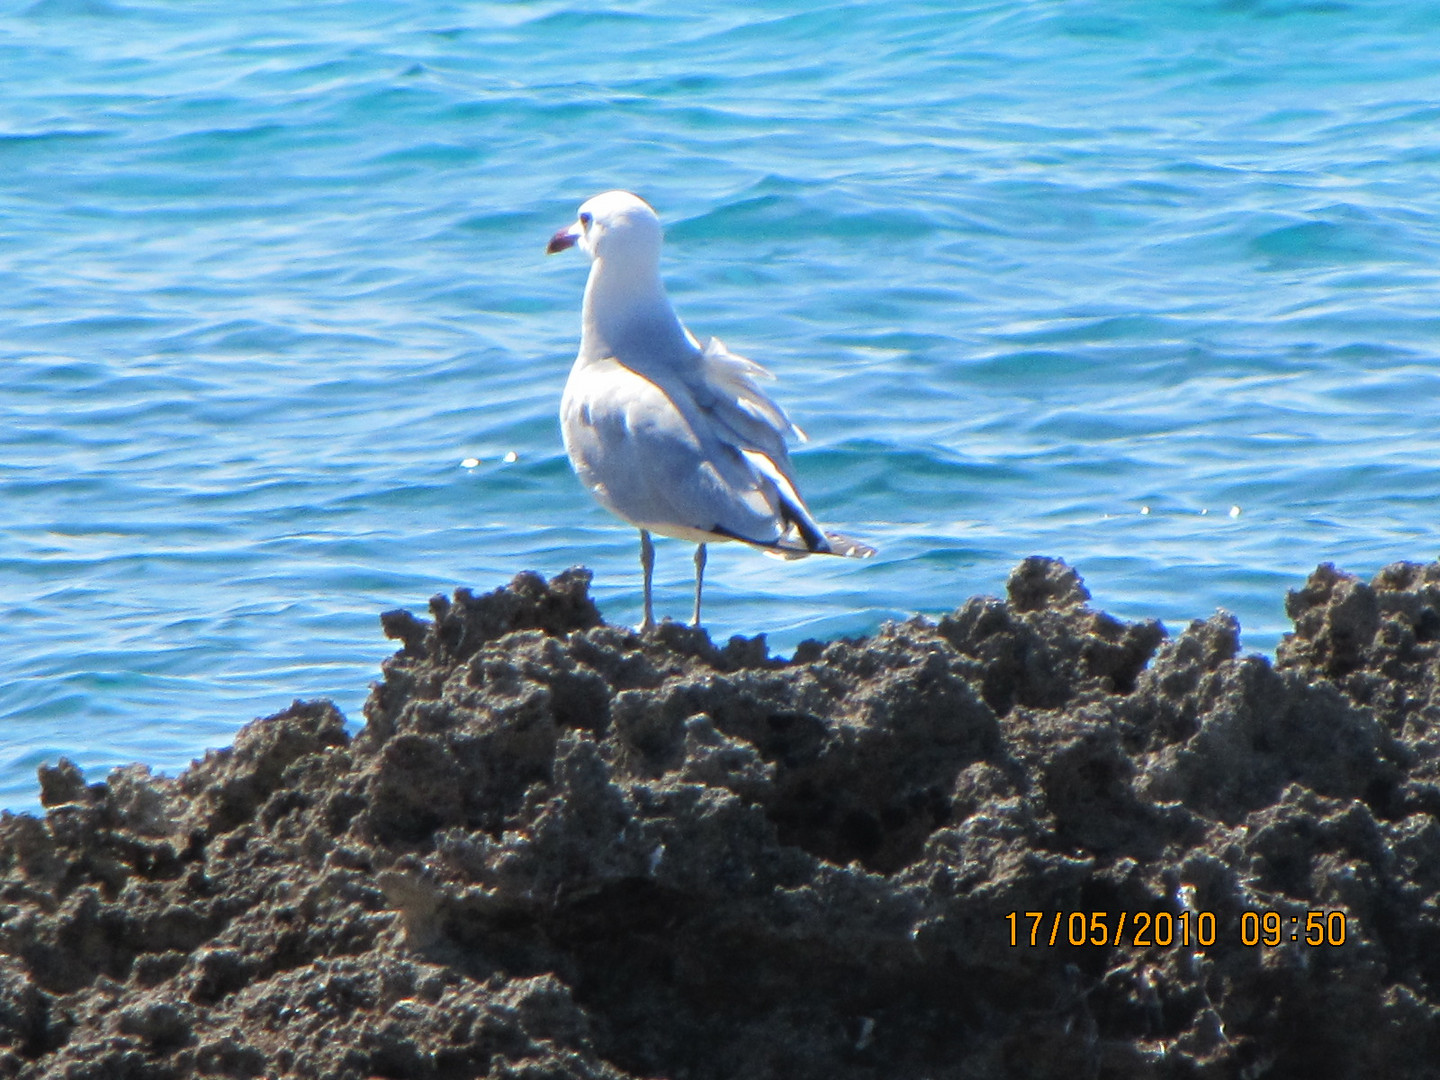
579;211;593;228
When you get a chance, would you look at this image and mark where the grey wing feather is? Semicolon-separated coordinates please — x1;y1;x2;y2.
630;334;870;558
673;337;851;556
680;337;806;458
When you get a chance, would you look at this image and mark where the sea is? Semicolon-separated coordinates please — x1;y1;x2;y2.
2;0;1438;810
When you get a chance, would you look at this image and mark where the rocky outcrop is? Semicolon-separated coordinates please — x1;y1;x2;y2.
1;558;1438;1079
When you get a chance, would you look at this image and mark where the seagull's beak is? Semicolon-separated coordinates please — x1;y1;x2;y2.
546;223;580;254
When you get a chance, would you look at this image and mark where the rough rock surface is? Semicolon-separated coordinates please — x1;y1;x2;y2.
3;558;1440;1079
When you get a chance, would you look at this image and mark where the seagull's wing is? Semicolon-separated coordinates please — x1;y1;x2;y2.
567;337;874;560
563;354;776;541
681;337;805;456
664;336;844;555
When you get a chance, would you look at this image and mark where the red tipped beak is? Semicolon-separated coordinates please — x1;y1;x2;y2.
547;227;579;254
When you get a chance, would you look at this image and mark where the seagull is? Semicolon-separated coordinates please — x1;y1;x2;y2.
546;190;874;631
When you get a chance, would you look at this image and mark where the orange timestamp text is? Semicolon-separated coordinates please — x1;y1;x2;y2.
1005;910;1347;948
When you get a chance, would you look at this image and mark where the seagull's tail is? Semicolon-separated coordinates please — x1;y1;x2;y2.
820;530;877;559
710;523;876;561
760;527;877;562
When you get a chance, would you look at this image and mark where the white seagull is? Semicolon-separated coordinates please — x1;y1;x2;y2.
547;190;874;631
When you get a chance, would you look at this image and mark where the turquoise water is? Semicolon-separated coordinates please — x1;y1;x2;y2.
3;1;1440;810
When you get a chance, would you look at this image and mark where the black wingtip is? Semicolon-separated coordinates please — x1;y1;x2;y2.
780;500;829;553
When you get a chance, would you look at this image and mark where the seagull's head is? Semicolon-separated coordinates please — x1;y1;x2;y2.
547;190;663;268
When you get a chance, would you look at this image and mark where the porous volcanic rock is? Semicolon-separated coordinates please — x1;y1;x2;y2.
2;558;1439;1079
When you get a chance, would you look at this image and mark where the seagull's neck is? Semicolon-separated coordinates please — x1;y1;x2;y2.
579;254;693;368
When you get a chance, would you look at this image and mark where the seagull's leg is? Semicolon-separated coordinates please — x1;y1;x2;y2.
692;543;707;628
639;529;655;632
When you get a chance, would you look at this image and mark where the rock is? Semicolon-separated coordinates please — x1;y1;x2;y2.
1;559;1439;1079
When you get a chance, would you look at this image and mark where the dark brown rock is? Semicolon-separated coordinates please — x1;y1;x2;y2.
1;559;1439;1079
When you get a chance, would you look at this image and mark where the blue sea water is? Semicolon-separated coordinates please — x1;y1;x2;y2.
2;0;1439;810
